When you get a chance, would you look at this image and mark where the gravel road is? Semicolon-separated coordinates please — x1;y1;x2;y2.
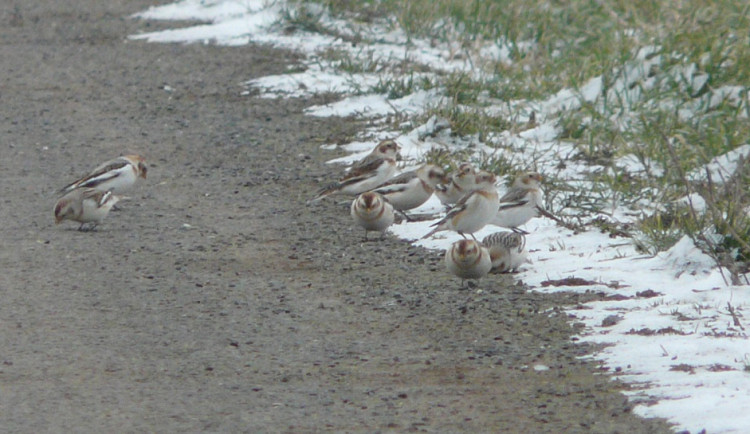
0;1;672;432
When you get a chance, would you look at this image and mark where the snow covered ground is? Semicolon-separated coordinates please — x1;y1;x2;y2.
130;1;750;432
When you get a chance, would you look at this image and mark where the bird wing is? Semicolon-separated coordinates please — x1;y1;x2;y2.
497;188;530;210
375;170;416;187
430;192;472;228
372;171;416;194
78;188;108;206
60;160;130;193
349;151;382;172
372;182;409;196
341;158;387;182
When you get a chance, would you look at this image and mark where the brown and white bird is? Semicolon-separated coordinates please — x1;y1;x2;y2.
59;154;147;194
54;188;123;231
435;162;476;206
490;172;543;233
369;164;446;219
350;191;395;241
421;170;498;240
445;239;492;285
312;140;400;201
481;231;528;273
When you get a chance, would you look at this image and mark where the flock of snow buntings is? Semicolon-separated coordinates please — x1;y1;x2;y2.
53;142;544;286
312;139;545;286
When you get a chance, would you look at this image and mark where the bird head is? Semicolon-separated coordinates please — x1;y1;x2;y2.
517;172;542;187
358;191;382;211
125;154;148;179
376;140;401;160
453;239;481;260
419;164;447;186
474;170;497;187
53;199;72;224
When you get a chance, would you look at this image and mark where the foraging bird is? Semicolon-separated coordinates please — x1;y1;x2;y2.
312;140;400;201
435;162;477;206
445;239;492;285
59;154;147;194
421;170;498;240
350;191;394;241
482;231;528;273
53;188;123;231
490;172;543;233
370;164;446;219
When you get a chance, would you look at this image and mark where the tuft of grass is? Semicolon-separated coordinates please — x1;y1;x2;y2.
280;3;329;35
423;147;473;173
419;105;511;141
370;73;433;99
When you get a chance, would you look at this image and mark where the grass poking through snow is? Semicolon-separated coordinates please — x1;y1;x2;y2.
285;0;750;273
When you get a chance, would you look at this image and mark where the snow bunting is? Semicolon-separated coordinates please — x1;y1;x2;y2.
490;172;543;233
350;191;395;241
421;170;498;240
482;231;528;273
59;154;147;194
370;164;446;219
435;162;476;206
54;188;123;231
445;239;492;284
312;140;400;201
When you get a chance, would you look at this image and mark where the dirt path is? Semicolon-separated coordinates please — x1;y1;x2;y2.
0;1;671;432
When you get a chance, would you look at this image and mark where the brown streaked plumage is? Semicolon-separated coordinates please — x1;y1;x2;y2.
490;171;544;233
421;170;498;240
54;188;123;231
350;191;395;241
445;239;492;286
59;154;147;195
482;231;528;272
435;162;477;206
312;140;400;201
370;164;446;218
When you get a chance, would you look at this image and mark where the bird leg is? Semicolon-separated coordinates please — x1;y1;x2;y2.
78;223;98;232
396;209;414;222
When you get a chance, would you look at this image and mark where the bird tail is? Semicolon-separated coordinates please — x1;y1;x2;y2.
57;182;78;196
310;182;342;202
420;225;440;240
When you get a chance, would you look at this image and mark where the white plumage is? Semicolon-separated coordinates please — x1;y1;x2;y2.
350;191;394;240
445;239;492;282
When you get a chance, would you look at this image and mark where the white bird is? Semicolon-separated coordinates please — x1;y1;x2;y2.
435;162;476;206
490;172;543;233
481;231;528;273
421;170;498;240
312;140;400;201
54;188;123;231
350;191;395;241
59;154;147;194
369;164;446;220
445;239;492;285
